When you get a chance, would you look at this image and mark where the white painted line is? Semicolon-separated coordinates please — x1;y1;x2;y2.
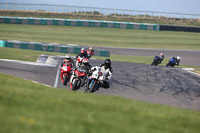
0;59;57;67
54;62;61;88
182;68;200;77
31;81;52;88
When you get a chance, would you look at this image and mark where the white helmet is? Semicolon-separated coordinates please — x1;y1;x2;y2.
177;56;181;60
65;54;71;61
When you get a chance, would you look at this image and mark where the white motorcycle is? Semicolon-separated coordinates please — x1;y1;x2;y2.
85;66;110;93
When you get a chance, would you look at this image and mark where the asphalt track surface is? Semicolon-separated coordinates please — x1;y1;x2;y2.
91;46;200;67
0;57;200;110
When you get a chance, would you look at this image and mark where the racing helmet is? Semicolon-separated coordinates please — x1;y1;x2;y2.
159;53;164;58
89;47;93;50
65;54;71;61
104;59;111;69
81;48;85;54
177;56;181;61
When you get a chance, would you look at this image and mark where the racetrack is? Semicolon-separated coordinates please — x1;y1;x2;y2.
92;46;200;67
1;57;200;110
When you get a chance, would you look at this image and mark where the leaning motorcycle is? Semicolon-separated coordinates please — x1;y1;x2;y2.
70;67;88;90
166;58;176;67
60;62;72;85
151;56;162;66
86;66;107;93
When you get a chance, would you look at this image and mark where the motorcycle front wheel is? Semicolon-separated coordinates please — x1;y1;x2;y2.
63;74;69;85
89;80;98;93
71;79;80;90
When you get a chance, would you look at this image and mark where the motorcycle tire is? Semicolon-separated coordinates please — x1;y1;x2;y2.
89;80;98;93
72;79;80;91
63;75;69;85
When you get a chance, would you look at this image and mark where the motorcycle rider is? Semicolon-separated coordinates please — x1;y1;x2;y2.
60;54;74;69
98;59;113;89
151;53;165;65
76;58;91;72
166;56;181;66
86;47;94;59
76;48;88;59
85;59;113;92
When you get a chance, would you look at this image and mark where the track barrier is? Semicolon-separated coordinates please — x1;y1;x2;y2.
0;40;110;57
0;16;160;31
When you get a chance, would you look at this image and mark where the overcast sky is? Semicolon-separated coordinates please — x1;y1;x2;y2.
1;0;200;14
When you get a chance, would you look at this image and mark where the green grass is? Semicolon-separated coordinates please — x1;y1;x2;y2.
1;23;200;50
0;73;200;133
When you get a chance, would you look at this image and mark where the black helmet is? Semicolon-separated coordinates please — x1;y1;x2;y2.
104;59;111;69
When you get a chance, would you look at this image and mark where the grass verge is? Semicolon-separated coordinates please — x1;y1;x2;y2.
0;73;200;133
1;23;200;50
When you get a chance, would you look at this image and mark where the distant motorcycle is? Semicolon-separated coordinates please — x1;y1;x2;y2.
60;62;72;85
85;66;108;93
70;67;88;90
166;57;181;67
151;56;162;66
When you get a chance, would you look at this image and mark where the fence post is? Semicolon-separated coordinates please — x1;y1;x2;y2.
33;4;36;11
55;5;57;13
76;7;79;15
166;13;168;20
190;14;192;22
92;8;94;16
129;11;132;18
100;9;102;16
27;4;29;11
85;8;87;15
70;6;72;13
20;3;22;11
48;5;50;12
182;13;184;22
41;4;43;11
62;5;64;13
174;13;176;21
13;3;15;10
6;3;8;10
137;11;139;18
159;13;161;19
199;15;200;22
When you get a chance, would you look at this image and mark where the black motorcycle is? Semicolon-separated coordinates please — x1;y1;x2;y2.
151;56;163;66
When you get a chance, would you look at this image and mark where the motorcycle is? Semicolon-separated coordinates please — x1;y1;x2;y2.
75;56;84;67
85;66;107;93
151;56;162;66
166;57;177;67
70;67;88;90
60;62;72;85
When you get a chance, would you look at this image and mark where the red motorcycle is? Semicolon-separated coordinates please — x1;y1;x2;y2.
60;62;72;85
70;67;87;90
